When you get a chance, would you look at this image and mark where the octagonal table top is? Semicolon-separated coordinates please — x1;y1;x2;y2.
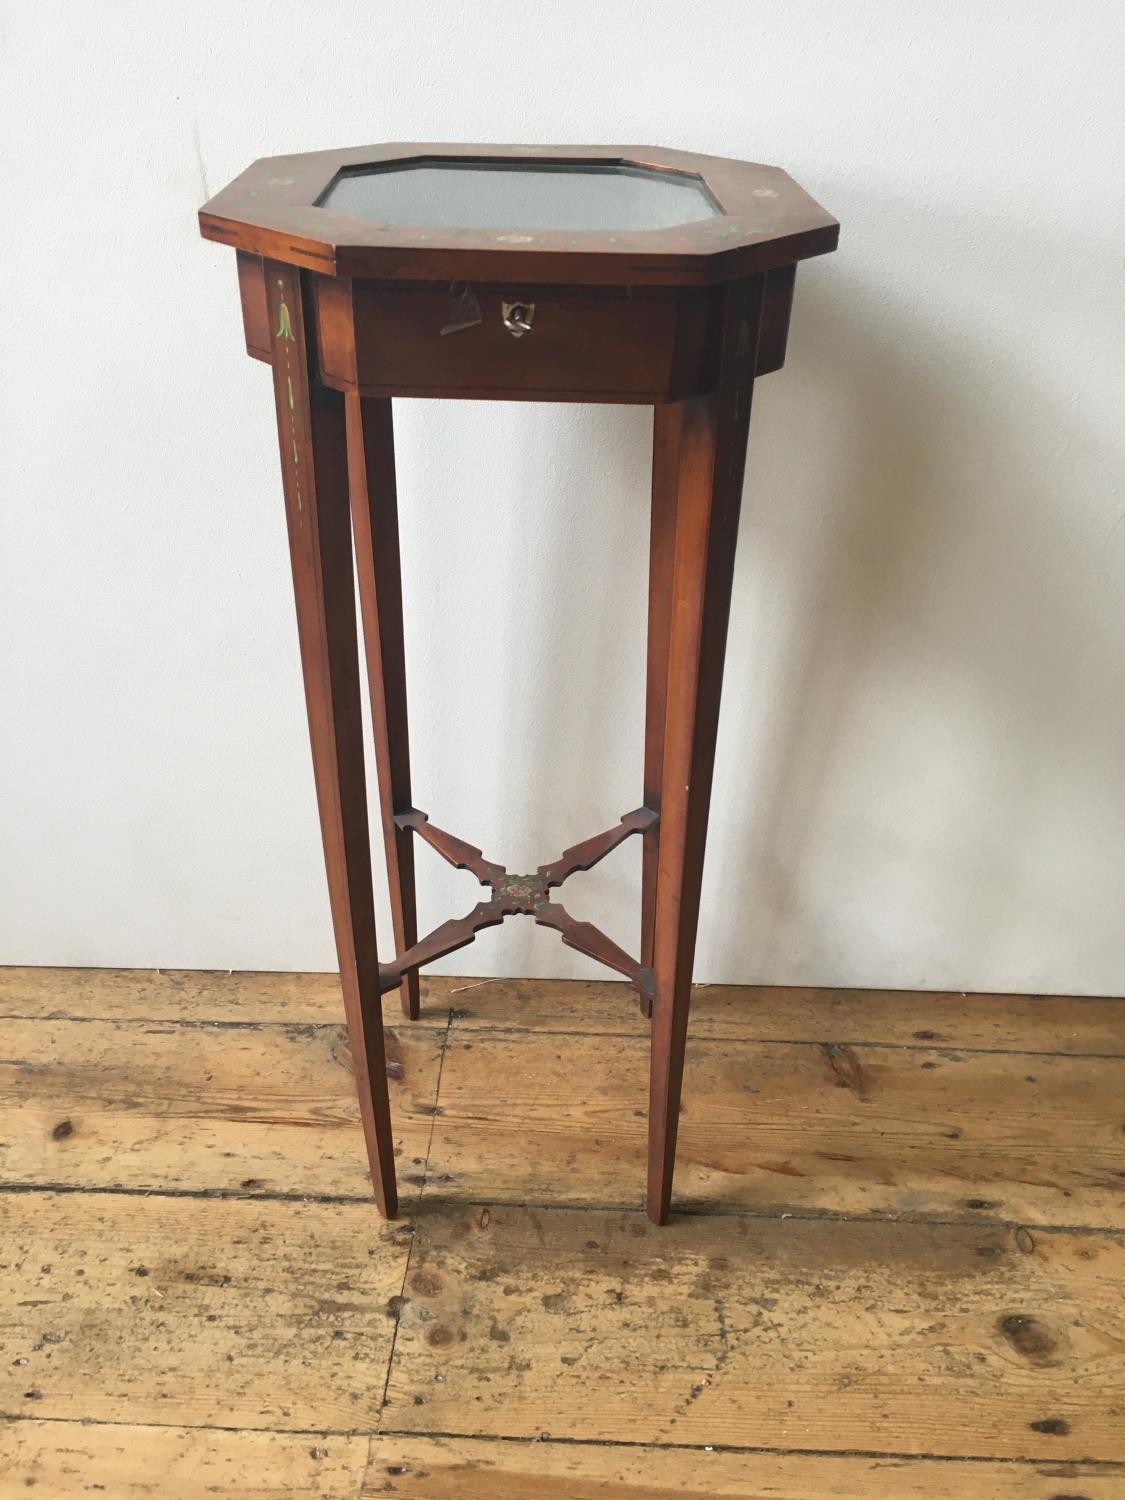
199;142;838;287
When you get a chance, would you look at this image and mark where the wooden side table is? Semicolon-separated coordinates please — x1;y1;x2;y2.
199;144;838;1223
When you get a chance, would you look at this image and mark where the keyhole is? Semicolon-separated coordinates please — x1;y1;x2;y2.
502;302;534;337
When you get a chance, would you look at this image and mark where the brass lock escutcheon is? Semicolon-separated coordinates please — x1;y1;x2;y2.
501;301;535;337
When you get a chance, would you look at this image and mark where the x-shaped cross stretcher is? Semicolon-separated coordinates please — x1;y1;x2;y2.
377;806;659;1005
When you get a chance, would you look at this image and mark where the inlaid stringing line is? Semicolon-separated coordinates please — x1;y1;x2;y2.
274;275;302;515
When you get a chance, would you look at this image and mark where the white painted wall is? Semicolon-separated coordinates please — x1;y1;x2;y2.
3;1;1123;992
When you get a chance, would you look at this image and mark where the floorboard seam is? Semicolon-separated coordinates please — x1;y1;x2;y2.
444;1024;1125;1059
0;1182;377;1205
1;1180;1120;1236
3;1010;1121;1060
2;1413;1121;1469
377;1005;455;1424
373;1427;1125;1467
355;1434;377;1500
0;1011;446;1033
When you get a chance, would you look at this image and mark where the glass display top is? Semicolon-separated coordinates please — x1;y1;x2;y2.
317;158;721;233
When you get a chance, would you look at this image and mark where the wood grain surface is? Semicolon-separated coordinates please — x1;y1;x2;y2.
385;1201;1124;1460
4;967;1121;1050
428;1030;1125;1224
0;1017;440;1196
0;1423;368;1498
354;1436;1125;1500
0;1191;410;1431
1;967;1122;1496
8;1426;1116;1498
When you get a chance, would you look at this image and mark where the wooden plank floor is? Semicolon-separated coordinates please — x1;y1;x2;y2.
0;967;1123;1498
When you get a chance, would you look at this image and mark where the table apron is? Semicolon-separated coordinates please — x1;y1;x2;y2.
234;254;794;402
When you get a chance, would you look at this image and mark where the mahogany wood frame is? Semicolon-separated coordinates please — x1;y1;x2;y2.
201;144;838;1224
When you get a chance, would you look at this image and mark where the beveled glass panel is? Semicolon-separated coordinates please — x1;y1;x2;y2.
317;158;720;232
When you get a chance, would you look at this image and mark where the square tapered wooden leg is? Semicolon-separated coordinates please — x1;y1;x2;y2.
265;262;398;1218
640;405;678;1019
347;394;420;1020
646;277;765;1224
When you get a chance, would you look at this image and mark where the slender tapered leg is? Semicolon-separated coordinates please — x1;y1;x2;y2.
347;394;420;1020
647;277;766;1224
264;261;397;1218
640;406;679;1017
